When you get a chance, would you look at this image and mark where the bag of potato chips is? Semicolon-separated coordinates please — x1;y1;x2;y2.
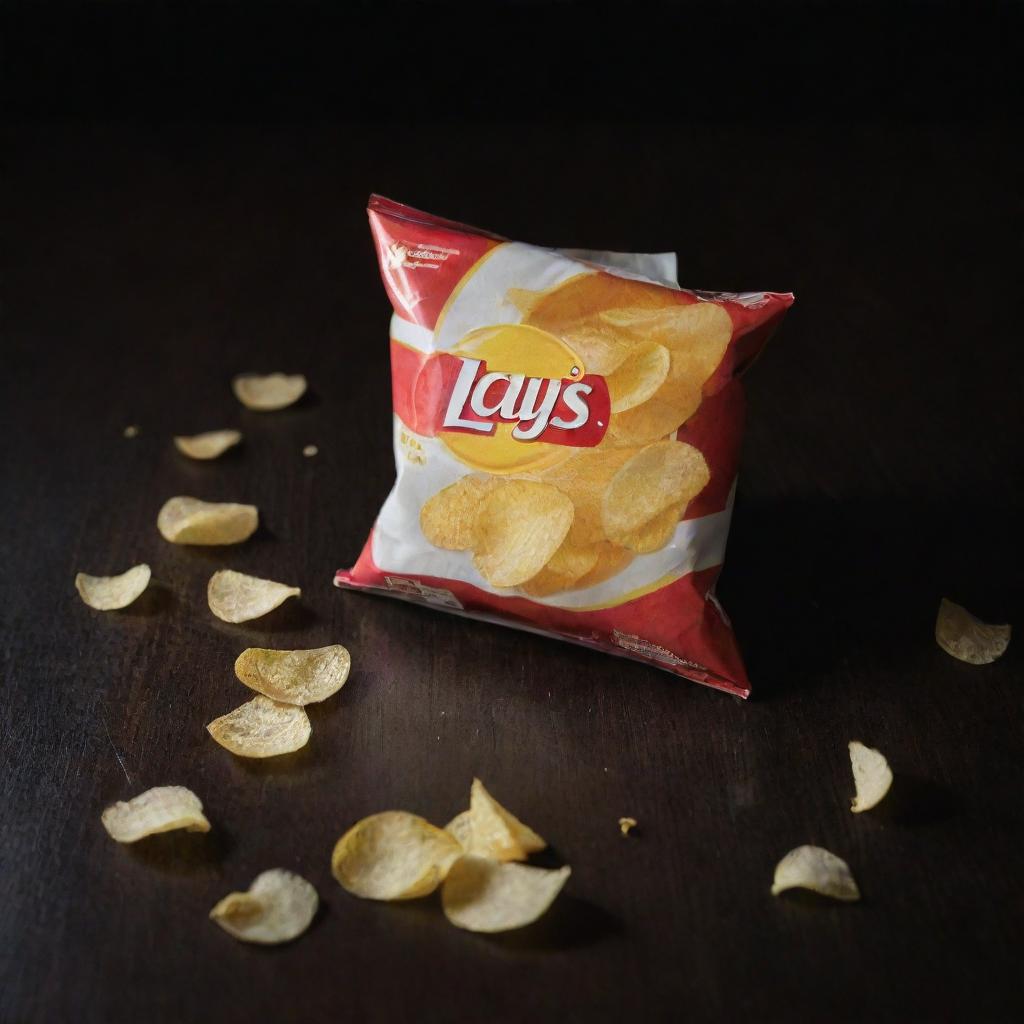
336;195;793;697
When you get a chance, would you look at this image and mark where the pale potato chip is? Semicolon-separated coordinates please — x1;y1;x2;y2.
157;496;258;545
771;845;860;901
473;481;574;588
232;372;307;411
173;429;242;460
75;563;151;610
520;540;600;597
848;740;893;813
207;695;311;758
445;810;473;849
605;342;670;413
123;424;140;438
234;644;351;705
302;444;319;457
332;811;463;900
467;778;546;862
618;816;638;836
541;447;637;546
616;500;683;555
421;475;499;550
207;569;301;623
210;869;318;945
935;598;1011;665
602;441;709;547
442;856;571;933
101;785;210;843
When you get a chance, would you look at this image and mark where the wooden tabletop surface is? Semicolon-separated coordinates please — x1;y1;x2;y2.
2;118;1021;1023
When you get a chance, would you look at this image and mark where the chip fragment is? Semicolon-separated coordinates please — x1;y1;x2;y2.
207;695;311;758
75;563;151;610
208;569;301;623
420;475;499;551
442;856;571;933
210;869;318;945
848;740;893;813
467;778;546;862
101;785;210;843
935;598;1011;665
232;372;307;411
157;496;258;545
618;816;638;836
332;811;463;900
303;444;319;457
123;424;140;439
234;644;351;705
173;429;242;460
771;845;860;901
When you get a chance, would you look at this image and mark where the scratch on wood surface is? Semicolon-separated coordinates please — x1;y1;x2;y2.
101;714;131;786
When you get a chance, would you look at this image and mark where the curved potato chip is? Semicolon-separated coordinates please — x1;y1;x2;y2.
421;475;499;551
521;541;600;597
771;845;860;901
573;542;634;589
173;429;242;460
604;374;704;448
618;816;638;836
208;569;301;623
75;563;151;610
332;811;463;900
442;856;571;933
849;740;893;813
210;869;318;945
605;342;670;413
234;644;351;705
615;500;684;555
207;695;311;758
473;481;574;588
101;785;210;843
516;273;669;333
232;372;307;411
445;810;473;849
157;496;258;545
602;441;709;546
541;447;637;546
935;598;1011;665
468;778;546;862
555;324;632;376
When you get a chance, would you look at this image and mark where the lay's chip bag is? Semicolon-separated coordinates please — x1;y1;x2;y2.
336;196;794;697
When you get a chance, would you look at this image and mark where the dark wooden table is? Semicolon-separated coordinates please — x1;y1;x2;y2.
2;119;1021;1023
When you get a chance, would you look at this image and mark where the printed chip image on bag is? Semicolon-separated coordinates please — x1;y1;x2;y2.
336;195;794;696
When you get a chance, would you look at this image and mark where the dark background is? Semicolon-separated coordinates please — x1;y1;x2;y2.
2;3;1022;1023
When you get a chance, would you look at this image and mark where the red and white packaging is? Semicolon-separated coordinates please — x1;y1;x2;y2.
336;195;794;697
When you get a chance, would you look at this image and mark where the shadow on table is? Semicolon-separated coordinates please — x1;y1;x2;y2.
721;494;1021;700
128;825;234;874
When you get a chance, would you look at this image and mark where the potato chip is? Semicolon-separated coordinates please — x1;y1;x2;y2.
232;372;307;411
616;500;684;555
771;845;860;901
848;740;893;813
173;429;242;460
935;598;1011;665
618;816;638;836
123;424;140;439
157;496;258;545
75;563;151;610
605;342;670;413
207;569;301;623
303;444;319;457
473;481;574;588
442;856;571;933
520;540;600;597
541;447;636;546
603;374;704;448
602;441;709;547
101;785;210;843
331;811;463;900
445;810;473;850
572;542;634;589
467;778;546;862
234;644;351;705
207;695;311;758
210;869;318;945
421;475;499;550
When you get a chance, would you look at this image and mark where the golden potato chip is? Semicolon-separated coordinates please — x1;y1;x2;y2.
331;811;463;900
210;869;318;945
234;644;351;705
771;845;860;901
232;372;307;411
442;856;571;933
614;501;684;555
573;542;634;589
75;563;151;610
514;273;669;334
473;481;574;588
541;447;637;546
207;569;301;623
467;778;546;862
848;740;893;813
157;496;258;545
173;429;242;460
605;342;670;413
602;441;709;547
603;375;704;448
618;816;638;836
520;540;600;597
935;598;1011;665
207;695;311;758
420;475;499;550
554;323;632;376
101;785;210;843
445;810;473;850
